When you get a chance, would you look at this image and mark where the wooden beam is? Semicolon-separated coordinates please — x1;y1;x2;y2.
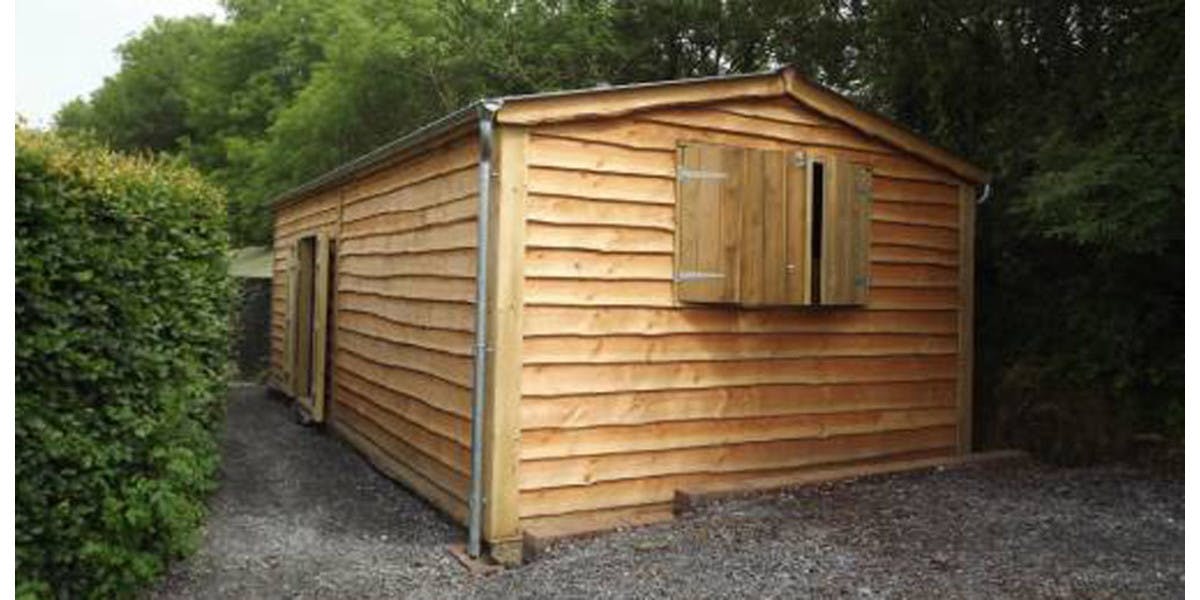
482;123;528;564
956;185;976;454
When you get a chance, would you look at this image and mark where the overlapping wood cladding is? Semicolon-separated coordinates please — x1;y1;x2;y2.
334;132;480;524
268;72;984;550
271;131;481;524
270;188;340;388
517;96;969;526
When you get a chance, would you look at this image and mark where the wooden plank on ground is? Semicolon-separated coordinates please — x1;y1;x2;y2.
673;449;1027;514
518;445;954;517
521;502;675;561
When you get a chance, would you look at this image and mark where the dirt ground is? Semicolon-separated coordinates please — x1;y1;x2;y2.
155;386;1183;599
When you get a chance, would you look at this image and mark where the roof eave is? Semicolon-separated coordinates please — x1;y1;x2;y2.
270;100;484;209
495;68;786;126
779;68;991;185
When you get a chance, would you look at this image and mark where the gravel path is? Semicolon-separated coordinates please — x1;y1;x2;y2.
156;386;1183;599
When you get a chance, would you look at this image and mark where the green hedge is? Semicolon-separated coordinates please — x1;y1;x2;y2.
16;129;233;598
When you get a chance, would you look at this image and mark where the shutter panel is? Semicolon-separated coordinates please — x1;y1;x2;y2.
760;150;789;304
676;143;742;303
739;149;765;305
784;151;810;304
741;148;791;305
822;158;872;305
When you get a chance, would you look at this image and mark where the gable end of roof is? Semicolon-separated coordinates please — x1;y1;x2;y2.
778;68;989;185
272;66;989;210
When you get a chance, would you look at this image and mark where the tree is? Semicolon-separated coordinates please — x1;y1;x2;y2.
57;17;218;153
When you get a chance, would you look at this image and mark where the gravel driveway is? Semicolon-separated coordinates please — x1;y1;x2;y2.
156;386;1183;599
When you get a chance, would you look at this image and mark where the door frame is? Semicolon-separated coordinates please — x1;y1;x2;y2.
286;232;332;422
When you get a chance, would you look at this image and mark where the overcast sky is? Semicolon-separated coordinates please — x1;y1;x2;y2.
17;0;225;127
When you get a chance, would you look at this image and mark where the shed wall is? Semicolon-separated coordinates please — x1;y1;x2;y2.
272;131;480;524
516;97;969;529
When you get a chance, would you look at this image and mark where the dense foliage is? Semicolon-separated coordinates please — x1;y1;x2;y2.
54;0;1182;461
16;129;233;598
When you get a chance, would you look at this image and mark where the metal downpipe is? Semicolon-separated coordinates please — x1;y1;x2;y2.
468;99;502;559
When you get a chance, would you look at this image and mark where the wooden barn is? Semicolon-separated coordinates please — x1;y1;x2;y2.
268;66;989;565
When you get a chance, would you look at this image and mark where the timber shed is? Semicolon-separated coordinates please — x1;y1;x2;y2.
269;66;990;565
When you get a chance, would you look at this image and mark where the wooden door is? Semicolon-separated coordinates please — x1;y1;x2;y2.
289;233;332;422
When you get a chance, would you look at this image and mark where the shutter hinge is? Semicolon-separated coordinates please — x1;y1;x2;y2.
793;151;807;167
855;275;870;287
678;168;728;182
676;271;726;282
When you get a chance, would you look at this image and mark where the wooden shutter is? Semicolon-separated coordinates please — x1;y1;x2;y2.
821;157;872;305
677;143;814;306
676;143;743;303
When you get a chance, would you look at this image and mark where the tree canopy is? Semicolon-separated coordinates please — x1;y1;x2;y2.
54;0;1183;461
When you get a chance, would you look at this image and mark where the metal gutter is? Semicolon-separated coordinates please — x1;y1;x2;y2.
467;99;502;559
